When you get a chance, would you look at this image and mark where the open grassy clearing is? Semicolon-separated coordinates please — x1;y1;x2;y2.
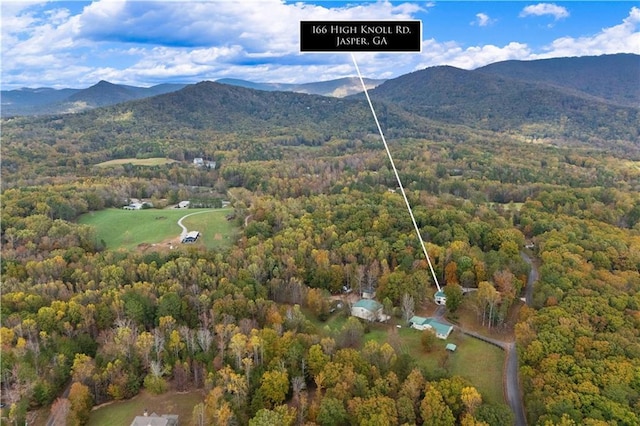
364;322;505;405
87;390;204;426
95;157;179;167
78;208;237;250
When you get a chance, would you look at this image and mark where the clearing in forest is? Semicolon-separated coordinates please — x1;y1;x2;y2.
78;207;238;250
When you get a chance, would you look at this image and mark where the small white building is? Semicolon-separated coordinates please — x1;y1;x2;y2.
181;231;200;243
351;299;388;322
434;290;447;306
178;201;190;209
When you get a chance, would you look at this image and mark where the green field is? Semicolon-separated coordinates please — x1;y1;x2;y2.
95;157;178;167
364;323;505;404
78;208;238;250
87;390;204;426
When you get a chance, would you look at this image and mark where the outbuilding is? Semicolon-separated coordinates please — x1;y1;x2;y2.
181;231;200;243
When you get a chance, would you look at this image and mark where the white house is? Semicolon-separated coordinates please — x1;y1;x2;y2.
351;299;385;322
178;201;190;209
434;290;447;306
409;316;453;339
130;411;178;426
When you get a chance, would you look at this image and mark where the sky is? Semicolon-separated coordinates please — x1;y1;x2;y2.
1;1;639;90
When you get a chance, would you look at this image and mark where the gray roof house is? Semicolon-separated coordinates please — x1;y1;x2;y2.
130;411;178;426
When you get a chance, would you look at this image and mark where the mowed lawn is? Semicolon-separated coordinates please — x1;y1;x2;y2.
364;323;506;405
95;157;178;167
78;208;238;250
87;390;204;426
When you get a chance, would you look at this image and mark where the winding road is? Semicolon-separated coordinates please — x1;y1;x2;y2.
176;210;215;238
453;251;537;426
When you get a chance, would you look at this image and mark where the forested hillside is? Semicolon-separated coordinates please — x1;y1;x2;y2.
1;54;639;426
476;53;640;107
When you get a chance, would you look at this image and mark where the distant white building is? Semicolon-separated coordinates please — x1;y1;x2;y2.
178;201;190;209
193;157;204;166
123;201;153;210
181;231;200;243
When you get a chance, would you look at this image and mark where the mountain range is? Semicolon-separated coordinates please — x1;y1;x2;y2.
2;53;638;163
1;77;385;117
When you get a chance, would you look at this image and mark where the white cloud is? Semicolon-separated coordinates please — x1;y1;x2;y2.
519;3;569;20
1;2;638;89
535;6;640;57
472;13;494;27
414;40;532;70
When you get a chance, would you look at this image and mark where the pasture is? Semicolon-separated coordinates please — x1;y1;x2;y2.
78;207;238;250
95;157;178;167
365;322;505;404
87;390;204;426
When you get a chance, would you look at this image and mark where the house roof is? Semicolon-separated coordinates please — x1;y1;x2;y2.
353;299;383;312
427;319;453;336
409;315;430;325
434;290;446;298
130;414;178;426
131;415;168;426
409;316;453;336
446;343;457;351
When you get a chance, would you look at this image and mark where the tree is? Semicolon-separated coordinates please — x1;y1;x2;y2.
250;405;296;426
421;329;437;353
260;369;289;408
420;386;455;426
50;397;70;426
68;382;93;426
444;283;464;313
401;293;415;323
461;386;482;415
317;397;349;426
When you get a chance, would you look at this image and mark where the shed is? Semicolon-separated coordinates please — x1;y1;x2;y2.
181;231;200;243
446;343;457;352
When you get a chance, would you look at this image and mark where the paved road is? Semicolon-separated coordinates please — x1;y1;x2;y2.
177;210;215;238
459;329;526;426
452;251;539;426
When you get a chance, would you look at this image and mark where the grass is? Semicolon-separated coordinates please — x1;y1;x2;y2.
87;390;204;426
363;322;506;404
95;158;178;167
78;208;238;250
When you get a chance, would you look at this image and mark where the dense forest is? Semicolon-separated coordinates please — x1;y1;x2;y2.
1;55;639;425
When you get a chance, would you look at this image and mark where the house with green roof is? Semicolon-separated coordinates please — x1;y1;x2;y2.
409;315;453;339
434;290;447;306
351;299;387;322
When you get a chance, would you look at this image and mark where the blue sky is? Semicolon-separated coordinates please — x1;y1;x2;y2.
1;1;638;89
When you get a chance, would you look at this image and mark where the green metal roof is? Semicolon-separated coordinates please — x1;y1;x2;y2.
353;299;383;312
409;316;453;336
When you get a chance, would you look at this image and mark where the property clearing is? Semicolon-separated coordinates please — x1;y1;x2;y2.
78;207;238;250
95;157;178;167
87;390;204;426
